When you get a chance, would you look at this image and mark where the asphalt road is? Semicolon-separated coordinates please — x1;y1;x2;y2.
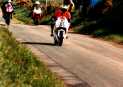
9;24;123;87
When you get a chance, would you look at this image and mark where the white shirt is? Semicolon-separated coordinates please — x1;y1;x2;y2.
33;7;42;14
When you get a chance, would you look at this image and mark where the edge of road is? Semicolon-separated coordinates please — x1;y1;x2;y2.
16;38;91;87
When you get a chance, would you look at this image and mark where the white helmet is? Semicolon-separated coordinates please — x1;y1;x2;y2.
8;0;12;2
35;1;40;4
62;5;68;10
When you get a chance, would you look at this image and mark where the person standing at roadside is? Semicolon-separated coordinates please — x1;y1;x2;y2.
32;1;43;25
1;0;14;27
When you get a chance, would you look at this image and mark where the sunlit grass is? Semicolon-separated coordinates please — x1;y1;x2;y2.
0;27;64;87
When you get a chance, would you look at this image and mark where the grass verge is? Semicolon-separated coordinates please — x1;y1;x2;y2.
74;24;123;44
0;26;64;87
14;6;33;24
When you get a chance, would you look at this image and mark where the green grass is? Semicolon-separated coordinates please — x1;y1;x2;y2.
14;6;33;24
103;34;123;43
40;15;52;25
0;27;64;87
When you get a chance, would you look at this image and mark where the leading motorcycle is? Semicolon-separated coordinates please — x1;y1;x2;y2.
53;17;67;46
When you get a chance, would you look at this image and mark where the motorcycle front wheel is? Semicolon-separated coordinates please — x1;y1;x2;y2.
54;36;58;45
58;31;64;46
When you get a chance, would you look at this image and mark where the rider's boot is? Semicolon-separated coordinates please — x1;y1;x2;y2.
50;33;53;37
64;33;69;39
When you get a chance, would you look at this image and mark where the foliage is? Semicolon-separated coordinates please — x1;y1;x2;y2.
14;6;33;24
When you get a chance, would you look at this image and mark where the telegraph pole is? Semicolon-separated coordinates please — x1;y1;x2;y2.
46;0;47;7
45;0;47;13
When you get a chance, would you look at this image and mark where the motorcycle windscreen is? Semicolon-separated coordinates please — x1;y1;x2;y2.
55;17;70;31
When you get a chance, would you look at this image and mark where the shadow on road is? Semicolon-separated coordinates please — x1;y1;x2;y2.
21;42;55;46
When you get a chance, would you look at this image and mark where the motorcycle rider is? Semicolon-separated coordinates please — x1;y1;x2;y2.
61;6;71;22
32;1;42;25
51;6;71;38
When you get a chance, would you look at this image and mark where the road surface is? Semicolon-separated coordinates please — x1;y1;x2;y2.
7;24;123;87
